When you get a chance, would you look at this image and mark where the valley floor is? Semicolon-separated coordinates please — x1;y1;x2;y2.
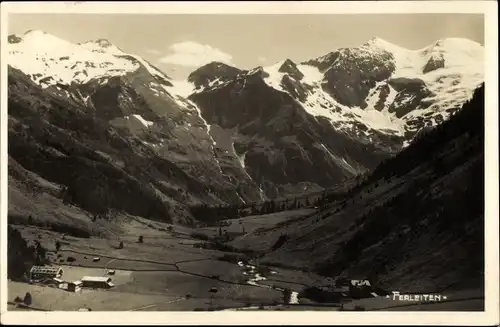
7;209;483;312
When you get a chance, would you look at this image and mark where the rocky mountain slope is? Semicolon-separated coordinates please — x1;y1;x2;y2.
188;37;483;136
7;30;484;222
181;36;484;197
233;84;485;293
8;30;264;218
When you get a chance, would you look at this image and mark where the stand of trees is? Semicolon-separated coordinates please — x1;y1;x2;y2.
57;158;172;224
8;225;49;280
316;84;485;278
189;194;328;225
282;288;293;304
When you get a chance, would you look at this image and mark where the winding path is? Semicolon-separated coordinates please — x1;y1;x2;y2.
56;249;284;290
129;298;186;311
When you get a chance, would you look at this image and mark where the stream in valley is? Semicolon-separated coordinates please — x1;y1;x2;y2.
237;261;299;305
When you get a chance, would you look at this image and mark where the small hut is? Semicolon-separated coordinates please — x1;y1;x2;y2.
348;279;374;299
68;281;83;292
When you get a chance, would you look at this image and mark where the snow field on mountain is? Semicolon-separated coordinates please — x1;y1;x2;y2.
9;30;139;87
262;62;406;136
127;114;154;127
10;30;234;182
9;30;484;143
262;60;289;93
165;80;196;97
297;64;325;84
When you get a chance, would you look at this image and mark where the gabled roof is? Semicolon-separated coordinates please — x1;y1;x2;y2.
30;265;63;274
350;279;371;286
81;276;111;283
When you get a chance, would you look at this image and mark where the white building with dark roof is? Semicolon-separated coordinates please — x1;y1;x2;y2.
68;281;83;292
81;276;114;289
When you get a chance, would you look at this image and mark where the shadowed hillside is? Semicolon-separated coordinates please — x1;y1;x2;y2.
233;84;485;293
7;66;201;229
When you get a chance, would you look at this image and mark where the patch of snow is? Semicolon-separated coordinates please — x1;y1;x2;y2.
247;67;264;75
297;64;324;85
235;191;247;205
364;81;398;113
166;80;196;97
299;87;405;136
364;82;384;110
208;77;222;87
350;106;405;134
128;54;170;82
383;85;398;113
237;151;247;169
258;185;266;201
300;89;344;122
262;60;288;92
319;143;358;175
239;77;248;92
230;142;263;201
131;114;154;127
247;273;268;287
289;291;300;304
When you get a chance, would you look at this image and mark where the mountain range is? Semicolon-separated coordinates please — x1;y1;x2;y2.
232;83;484;294
7;30;484;225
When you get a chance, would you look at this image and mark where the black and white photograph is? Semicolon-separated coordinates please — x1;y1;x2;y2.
1;1;498;325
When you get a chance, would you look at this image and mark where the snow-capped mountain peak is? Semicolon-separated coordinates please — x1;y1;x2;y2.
8;30;484;145
206;37;483;140
14;29;77;53
8;30;176;90
78;38;125;55
420;37;484;70
23;29;49;37
424;37;483;53
362;36;408;54
89;38;114;48
7;30;486;207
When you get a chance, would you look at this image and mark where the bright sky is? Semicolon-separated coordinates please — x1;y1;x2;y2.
8;13;484;80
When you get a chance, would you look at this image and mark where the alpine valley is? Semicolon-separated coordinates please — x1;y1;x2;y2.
8;30;483;224
6;28;486;312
